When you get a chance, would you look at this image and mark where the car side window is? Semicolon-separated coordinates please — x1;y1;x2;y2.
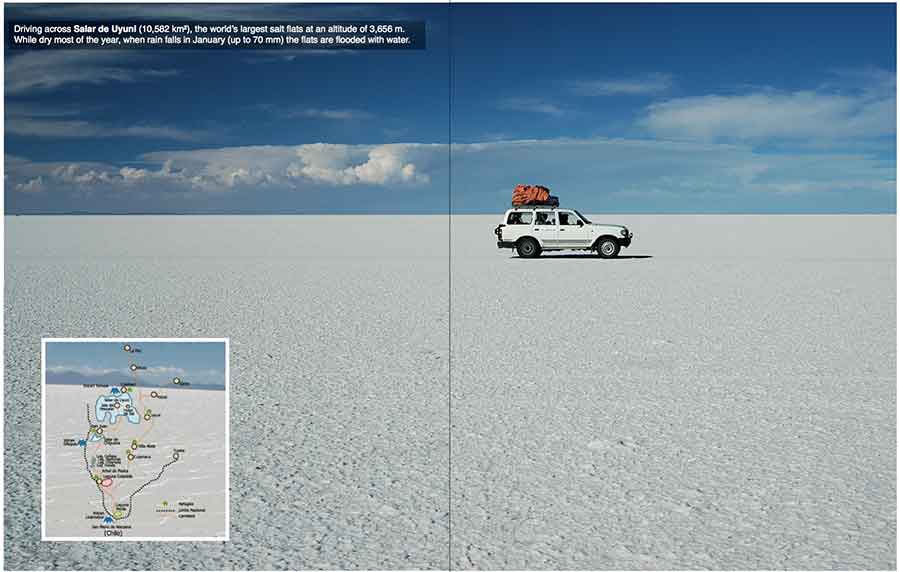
507;212;533;225
559;212;579;226
535;212;556;225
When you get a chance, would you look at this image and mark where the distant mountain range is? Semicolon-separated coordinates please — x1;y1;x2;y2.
46;369;225;391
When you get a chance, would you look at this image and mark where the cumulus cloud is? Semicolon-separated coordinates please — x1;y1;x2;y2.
569;73;674;96
14;176;45;194
6;123;893;213
290;143;433;185
640;72;895;141
52;164;115;186
8;143;442;196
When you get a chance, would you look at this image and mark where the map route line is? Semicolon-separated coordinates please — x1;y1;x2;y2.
83;403;179;521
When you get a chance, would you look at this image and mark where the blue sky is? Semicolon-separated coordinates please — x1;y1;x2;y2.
5;3;896;213
45;340;226;388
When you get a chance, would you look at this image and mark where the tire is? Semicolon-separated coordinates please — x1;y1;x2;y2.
596;236;620;258
516;237;541;258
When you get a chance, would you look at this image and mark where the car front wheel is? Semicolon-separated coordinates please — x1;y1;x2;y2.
516;237;541;258
596;237;620;258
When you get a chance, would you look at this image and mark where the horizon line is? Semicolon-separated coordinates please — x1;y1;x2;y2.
5;211;897;216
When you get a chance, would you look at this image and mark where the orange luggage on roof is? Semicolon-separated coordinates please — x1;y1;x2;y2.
511;184;559;206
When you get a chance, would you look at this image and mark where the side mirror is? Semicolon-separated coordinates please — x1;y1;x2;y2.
577;220;584;226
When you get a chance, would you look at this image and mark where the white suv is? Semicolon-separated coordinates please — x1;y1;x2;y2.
495;206;633;258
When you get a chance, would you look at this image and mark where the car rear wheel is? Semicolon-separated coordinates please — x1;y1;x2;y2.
516;237;541;258
596;237;620;258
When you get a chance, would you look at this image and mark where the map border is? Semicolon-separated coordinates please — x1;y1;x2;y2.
40;337;230;542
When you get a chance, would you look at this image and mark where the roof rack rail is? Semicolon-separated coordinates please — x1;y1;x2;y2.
510;204;559;209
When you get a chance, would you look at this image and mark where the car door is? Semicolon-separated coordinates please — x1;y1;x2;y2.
557;210;592;248
533;210;558;247
503;210;533;242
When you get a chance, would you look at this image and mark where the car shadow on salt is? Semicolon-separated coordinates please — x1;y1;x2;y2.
509;254;653;260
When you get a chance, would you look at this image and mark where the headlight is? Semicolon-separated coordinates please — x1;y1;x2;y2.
620;228;628;237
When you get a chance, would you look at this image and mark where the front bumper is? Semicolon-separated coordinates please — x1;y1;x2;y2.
620;234;632;248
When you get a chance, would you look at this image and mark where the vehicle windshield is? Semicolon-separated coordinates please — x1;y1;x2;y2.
574;210;592;224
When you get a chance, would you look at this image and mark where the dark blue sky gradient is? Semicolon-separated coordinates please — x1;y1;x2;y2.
5;3;895;213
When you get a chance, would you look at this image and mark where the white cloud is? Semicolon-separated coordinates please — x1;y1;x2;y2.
570;73;673;96
5;51;178;95
7;134;892;207
497;97;567;116
5;102;84;118
144;366;186;376
244;51;358;63
14;176;45;194
8;142;442;195
640;76;895;141
290;143;433;185
6;116;204;141
292;108;373;121
52;164;114;186
450;136;894;198
119;125;208;140
255;104;373;121
6;102;208;141
47;365;117;376
8;158;161;194
47;363;191;384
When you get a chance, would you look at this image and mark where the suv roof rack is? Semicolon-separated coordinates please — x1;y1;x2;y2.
510;204;559;209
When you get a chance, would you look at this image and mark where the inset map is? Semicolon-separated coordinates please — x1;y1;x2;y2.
42;338;229;541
